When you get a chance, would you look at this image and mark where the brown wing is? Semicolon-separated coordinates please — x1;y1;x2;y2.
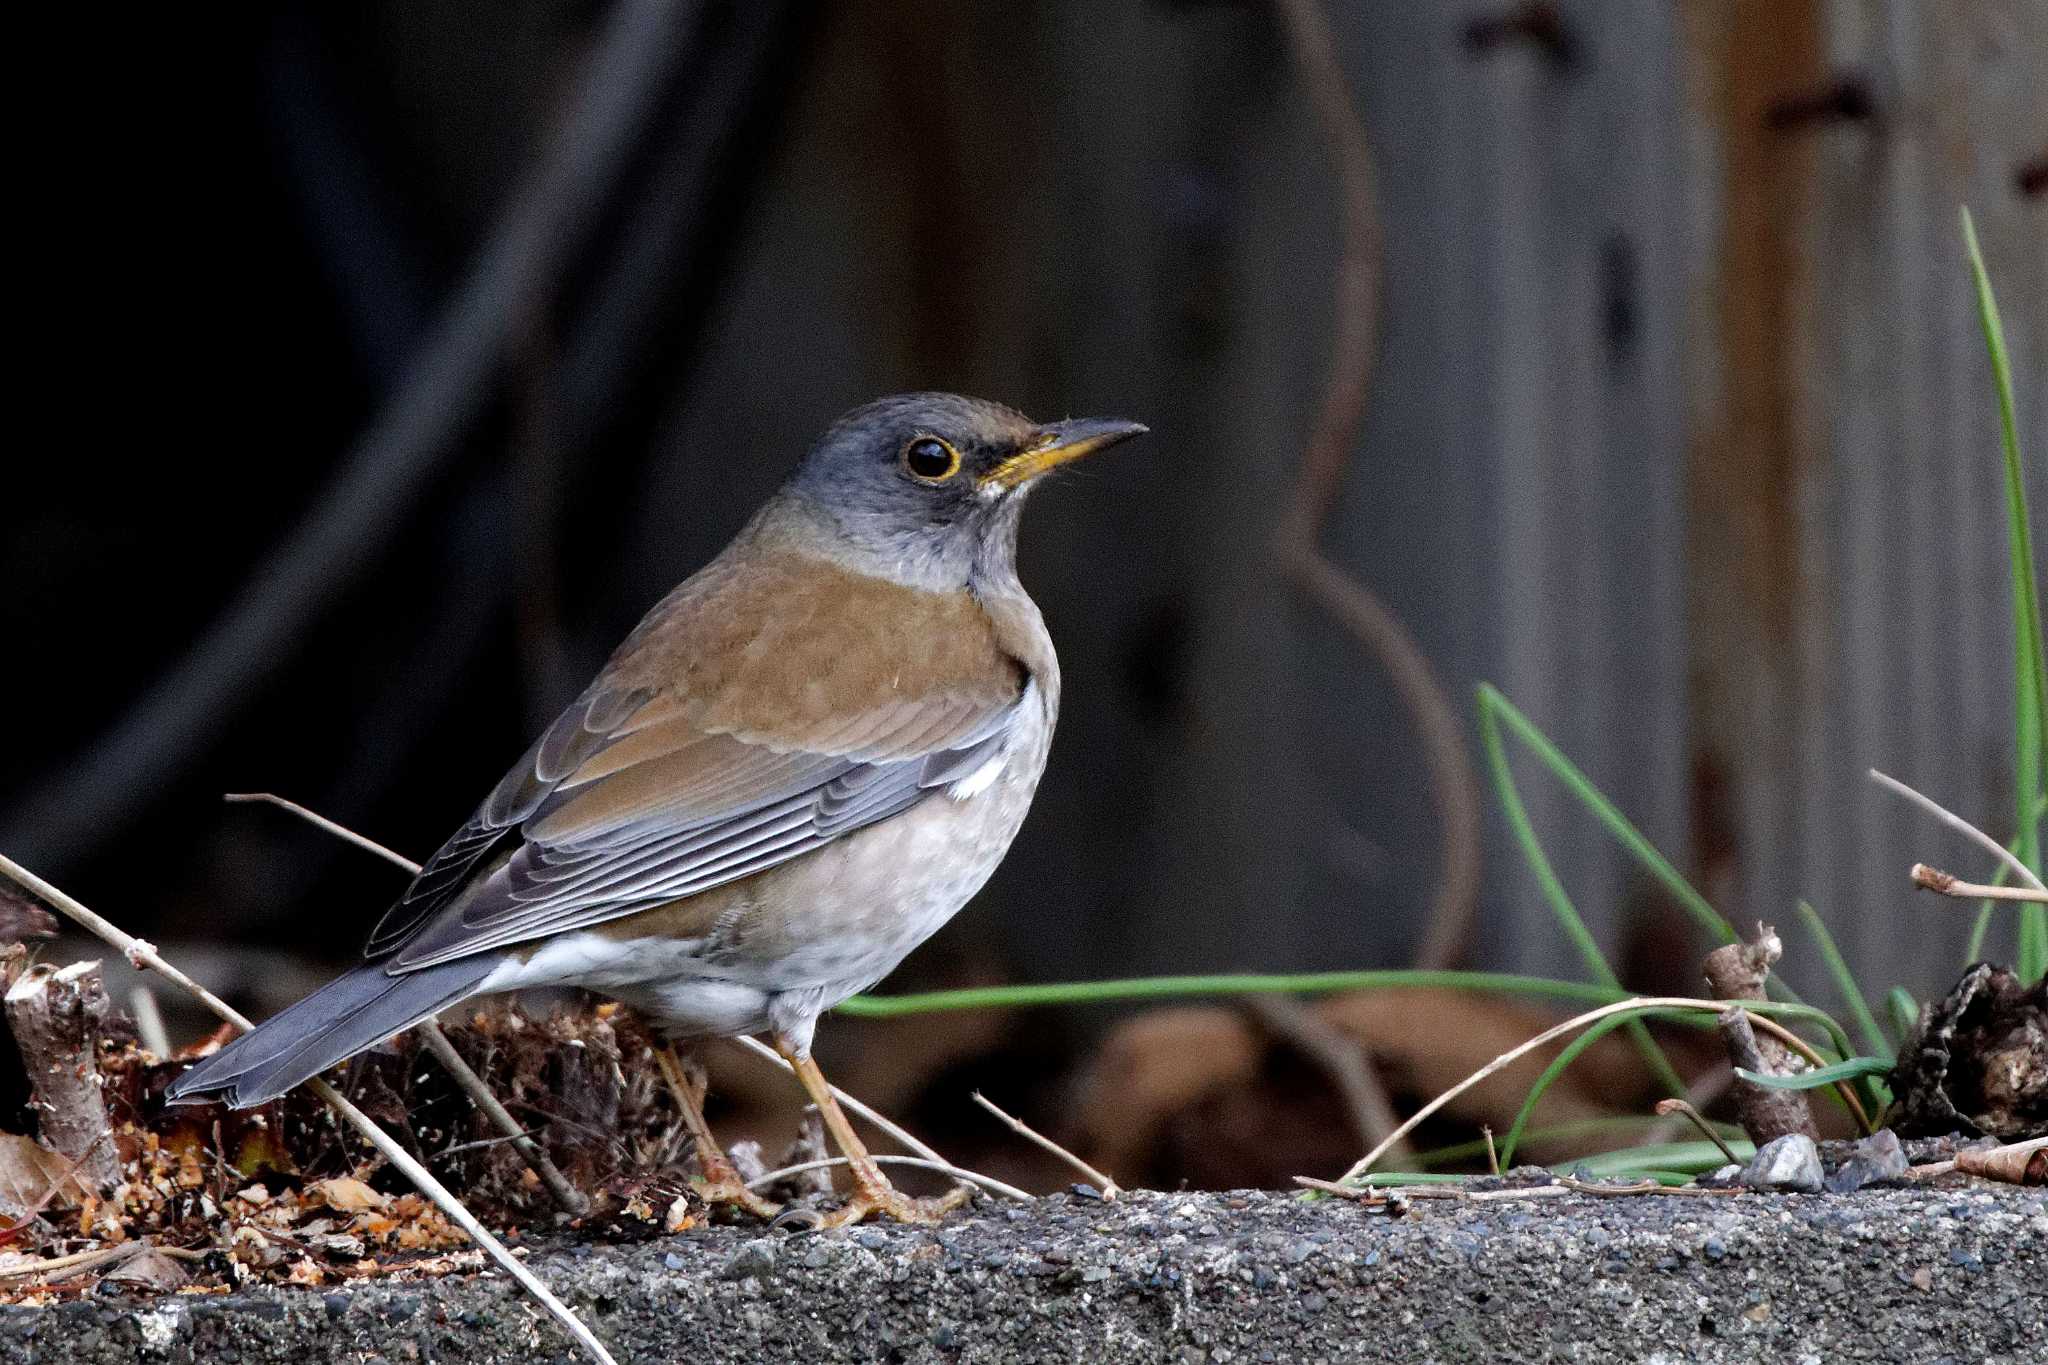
365;546;1028;972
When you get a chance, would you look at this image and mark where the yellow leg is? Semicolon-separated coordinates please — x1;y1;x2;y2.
654;1044;782;1222
772;1033;970;1227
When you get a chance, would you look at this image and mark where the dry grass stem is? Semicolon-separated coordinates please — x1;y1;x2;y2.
1910;862;2048;903
1482;1126;1499;1176
1289;1175;1405;1203
1869;770;2048;892
1334;995;1860;1185
744;1153;1032;1202
1644;1068;1734;1146
0;853;617;1365
724;1035;983;1198
970;1090;1120;1198
1653;1098;1743;1166
225;792;419;872
1553;1175;1744;1199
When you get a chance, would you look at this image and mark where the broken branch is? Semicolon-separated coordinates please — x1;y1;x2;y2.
3;960;123;1192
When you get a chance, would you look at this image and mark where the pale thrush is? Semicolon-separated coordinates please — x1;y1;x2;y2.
166;392;1146;1225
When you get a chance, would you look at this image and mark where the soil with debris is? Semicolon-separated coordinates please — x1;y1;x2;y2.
7;1184;2043;1364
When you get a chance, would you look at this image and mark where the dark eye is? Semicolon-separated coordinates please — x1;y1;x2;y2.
901;436;961;482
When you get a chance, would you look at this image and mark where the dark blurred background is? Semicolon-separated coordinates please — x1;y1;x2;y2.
5;1;2045;1160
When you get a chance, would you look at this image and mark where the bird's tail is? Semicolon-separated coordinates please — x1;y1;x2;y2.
163;956;499;1108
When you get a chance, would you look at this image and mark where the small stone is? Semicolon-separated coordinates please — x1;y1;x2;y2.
721;1238;777;1281
662;1252;685;1272
1825;1129;1908;1193
1739;1134;1824;1193
1069;1184;1105;1202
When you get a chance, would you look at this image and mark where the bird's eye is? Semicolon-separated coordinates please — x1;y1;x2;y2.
901;436;961;483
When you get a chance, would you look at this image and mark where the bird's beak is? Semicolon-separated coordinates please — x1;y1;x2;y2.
981;417;1149;492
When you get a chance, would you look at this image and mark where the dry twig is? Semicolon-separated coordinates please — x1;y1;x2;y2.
0;854;617;1365
970;1091;1119;1199
1910;863;2048;904
1703;924;1818;1143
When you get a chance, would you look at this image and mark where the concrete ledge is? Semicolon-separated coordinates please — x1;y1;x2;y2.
7;1187;2044;1363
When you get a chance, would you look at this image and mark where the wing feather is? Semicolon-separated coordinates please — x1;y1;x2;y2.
364;549;1034;971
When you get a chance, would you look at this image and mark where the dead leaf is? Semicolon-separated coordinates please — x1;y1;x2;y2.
306;1177;389;1213
1954;1137;2048;1186
104;1246;190;1291
0;1136;92;1219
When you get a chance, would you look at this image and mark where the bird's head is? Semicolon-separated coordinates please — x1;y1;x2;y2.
777;392;1147;588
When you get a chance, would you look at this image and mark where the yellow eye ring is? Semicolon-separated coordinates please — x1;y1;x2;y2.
901;435;961;483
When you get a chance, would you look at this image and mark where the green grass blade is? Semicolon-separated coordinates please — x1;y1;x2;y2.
1495;1011;1638;1169
834;970;1639;1016
1795;900;1889;1059
1559;1141;1754;1179
1478;685;1739;947
1733;1056;1893;1090
1962;207;2047;981
1402;1116;1743;1171
1476;690;1688;1096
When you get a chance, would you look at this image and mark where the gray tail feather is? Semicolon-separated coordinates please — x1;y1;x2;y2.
163;956;498;1108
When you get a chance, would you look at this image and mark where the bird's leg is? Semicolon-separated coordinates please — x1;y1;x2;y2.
771;1033;970;1227
653;1044;782;1221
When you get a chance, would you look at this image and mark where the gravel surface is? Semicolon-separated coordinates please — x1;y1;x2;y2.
6;1185;2044;1363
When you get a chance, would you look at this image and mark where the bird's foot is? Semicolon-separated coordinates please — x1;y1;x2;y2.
690;1155;783;1223
814;1177;971;1228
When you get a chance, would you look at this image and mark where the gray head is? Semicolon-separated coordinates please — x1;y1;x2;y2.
774;392;1146;589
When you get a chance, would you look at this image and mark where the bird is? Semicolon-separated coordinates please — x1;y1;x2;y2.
165;392;1146;1226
